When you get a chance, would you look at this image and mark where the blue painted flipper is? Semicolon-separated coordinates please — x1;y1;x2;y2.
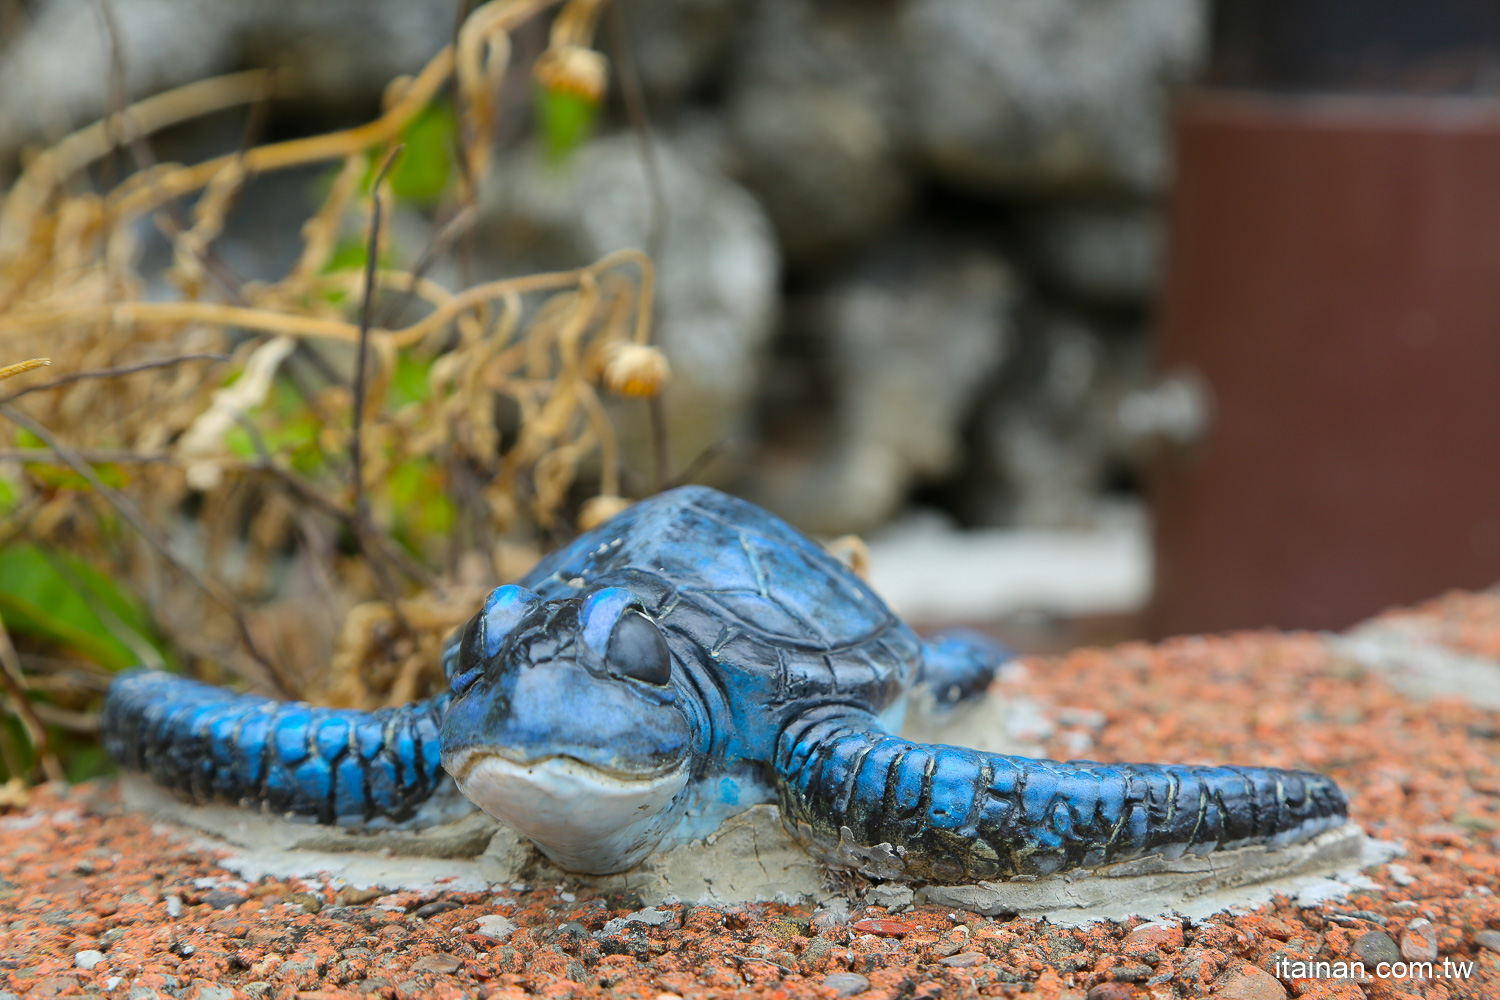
775;707;1349;883
100;671;449;824
918;630;1011;707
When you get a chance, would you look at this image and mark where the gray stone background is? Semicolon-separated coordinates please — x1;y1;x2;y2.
0;0;1207;540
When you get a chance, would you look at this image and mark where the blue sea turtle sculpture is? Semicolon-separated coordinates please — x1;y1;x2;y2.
102;486;1347;883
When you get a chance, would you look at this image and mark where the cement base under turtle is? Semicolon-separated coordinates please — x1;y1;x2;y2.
121;775;1393;927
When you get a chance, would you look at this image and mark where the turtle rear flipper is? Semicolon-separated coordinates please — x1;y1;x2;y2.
917;630;1012;707
775;706;1348;885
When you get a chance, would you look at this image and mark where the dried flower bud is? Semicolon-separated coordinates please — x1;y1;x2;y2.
825;534;871;581
603;342;670;398
578;494;632;532
534;45;609;104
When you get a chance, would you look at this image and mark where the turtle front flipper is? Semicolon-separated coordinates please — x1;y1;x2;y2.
917;630;1012;707
774;706;1348;885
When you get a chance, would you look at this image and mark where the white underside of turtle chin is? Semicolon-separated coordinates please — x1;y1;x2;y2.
450;751;690;874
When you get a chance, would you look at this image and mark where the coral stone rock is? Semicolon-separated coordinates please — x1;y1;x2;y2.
1124;920;1184;952
1399;918;1438;962
1351;929;1401;967
822;972;871;997
1212;961;1288;1000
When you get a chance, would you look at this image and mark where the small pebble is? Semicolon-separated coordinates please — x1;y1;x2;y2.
104;978;121;990
1086;983;1140;1000
164;894;183;918
285;891;322;914
1400;918;1438;962
73;950;105;970
810;904;849;934
932;927;970;957
1210;962;1287;1000
473;915;516;942
1111;962;1154;983
414;899;463;918
864;884;914;910
851;918;910;937
411;952;463;974
201;889;247;909
1057;706;1107;730
1474;929;1500;952
336;886;386;906
822;972;871;997
1125;920;1184;951
1386;862;1415;886
937;951;985;968
1352;929;1402;967
625;906;675;927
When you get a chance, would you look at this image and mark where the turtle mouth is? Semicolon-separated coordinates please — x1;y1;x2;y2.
444;746;683;784
444;748;691;874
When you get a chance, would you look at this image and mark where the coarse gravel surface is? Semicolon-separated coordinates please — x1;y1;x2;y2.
2;592;1499;998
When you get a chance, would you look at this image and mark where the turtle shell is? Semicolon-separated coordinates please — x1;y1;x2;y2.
521;486;921;754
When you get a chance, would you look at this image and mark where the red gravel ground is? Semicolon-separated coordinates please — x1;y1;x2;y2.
2;594;1498;999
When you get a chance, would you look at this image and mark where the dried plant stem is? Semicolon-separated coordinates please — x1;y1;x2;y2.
253;462;438;590
649;393;671;490
0;353;228;406
0;250;653;349
0;404;292;696
20;702;99;734
106;0;563;227
0;359;52;382
347;145;423;646
606;2;672;488
0;70;276;255
608;1;668;264
0;619;63;782
353;147;405;523
0;302;362;342
377;205;479;329
108;51;453;223
0;449;172;464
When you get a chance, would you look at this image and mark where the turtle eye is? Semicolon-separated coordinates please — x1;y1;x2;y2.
449;585;542;696
606;612;672;687
450;617;485;695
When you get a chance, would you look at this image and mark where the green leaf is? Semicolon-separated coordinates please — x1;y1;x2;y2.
391;352;434;408
224;425;257;461
323;238;371;274
63;741;113;783
25;462;128;491
0;544;163;671
536;89;600;165
224;382;327;474
391;104;457;204
356;103;457;206
386;458;455;545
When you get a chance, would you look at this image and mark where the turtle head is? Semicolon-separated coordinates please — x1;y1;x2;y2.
438;584;693;873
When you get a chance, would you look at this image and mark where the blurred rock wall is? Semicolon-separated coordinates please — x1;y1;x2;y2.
0;0;1208;535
